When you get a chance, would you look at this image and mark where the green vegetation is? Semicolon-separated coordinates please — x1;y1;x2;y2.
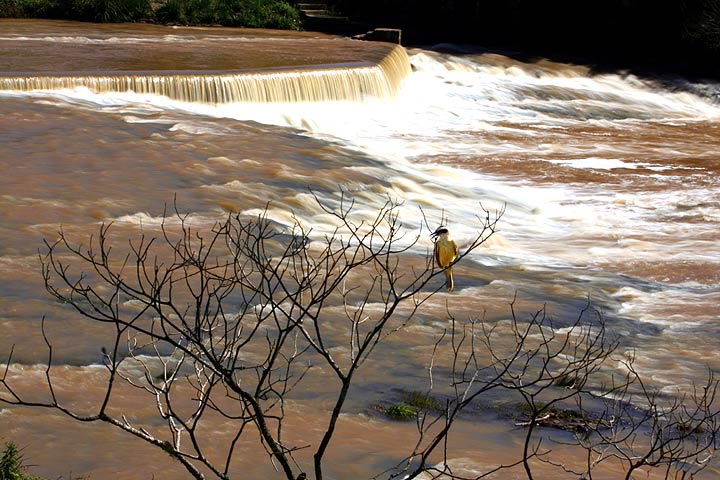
156;0;301;29
2;0;719;74
383;391;443;420
401;390;442;412
0;0;152;22
0;0;301;29
0;442;44;480
385;403;417;421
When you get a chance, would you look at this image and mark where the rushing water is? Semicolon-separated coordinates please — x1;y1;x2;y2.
1;20;720;479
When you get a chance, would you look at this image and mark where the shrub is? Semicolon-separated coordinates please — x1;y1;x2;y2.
0;443;44;480
155;0;301;28
0;0;63;18
0;0;24;17
74;0;153;22
235;0;301;29
155;0;214;25
402;390;443;412
385;403;417;421
0;0;301;28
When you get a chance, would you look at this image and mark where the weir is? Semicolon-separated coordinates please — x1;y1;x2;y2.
0;45;411;103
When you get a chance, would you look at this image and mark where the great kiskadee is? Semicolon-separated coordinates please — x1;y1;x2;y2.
431;226;458;291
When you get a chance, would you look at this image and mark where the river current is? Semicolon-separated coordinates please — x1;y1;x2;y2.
1;20;719;479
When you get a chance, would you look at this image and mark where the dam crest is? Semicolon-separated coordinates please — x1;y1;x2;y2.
0;45;411;104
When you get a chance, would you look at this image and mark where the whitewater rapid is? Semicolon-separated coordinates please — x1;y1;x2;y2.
3;44;720;385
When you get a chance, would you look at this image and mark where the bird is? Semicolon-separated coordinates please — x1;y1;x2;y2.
431;226;459;291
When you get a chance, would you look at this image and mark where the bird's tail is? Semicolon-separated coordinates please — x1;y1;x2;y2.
444;268;454;292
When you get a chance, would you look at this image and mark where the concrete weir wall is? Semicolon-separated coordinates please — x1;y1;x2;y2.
0;45;411;104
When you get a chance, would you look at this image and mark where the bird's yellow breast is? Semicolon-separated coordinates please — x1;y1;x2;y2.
435;238;458;267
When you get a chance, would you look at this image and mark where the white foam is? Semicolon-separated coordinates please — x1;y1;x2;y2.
613;286;720;325
4;48;719;277
111;212;168;225
547;157;672;171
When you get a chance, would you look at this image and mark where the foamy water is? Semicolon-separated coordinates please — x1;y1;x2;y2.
47;49;720;276
3;41;719;373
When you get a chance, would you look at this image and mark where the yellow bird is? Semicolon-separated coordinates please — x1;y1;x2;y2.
432;226;459;291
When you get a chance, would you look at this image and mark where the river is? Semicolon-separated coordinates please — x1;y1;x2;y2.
1;19;719;479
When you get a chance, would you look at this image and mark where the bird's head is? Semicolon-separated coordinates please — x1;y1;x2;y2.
431;226;449;238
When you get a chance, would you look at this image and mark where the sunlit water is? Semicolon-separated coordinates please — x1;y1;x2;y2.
1;20;719;479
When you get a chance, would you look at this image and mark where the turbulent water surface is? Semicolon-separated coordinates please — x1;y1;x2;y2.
1;19;720;479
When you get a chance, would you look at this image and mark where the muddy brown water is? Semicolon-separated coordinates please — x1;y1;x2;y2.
1;19;719;479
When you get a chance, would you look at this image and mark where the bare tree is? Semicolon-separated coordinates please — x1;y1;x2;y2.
568;360;720;480
373;300;720;480
1;193;499;480
1;194;718;480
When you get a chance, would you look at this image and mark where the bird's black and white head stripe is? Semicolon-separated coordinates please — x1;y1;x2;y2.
431;226;449;238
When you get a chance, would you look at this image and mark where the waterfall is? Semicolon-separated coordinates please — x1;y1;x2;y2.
0;45;411;104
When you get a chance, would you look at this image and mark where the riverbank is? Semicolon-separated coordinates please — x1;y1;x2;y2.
5;0;720;82
0;0;302;29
